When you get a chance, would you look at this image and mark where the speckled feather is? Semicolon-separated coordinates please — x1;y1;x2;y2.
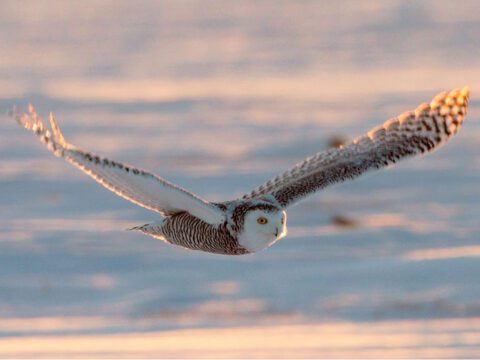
243;87;469;208
133;213;250;255
10;106;226;224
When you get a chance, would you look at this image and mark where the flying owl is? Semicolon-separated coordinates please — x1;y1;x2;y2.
11;87;469;255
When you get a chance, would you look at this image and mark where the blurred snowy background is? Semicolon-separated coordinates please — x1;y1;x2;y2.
1;0;479;357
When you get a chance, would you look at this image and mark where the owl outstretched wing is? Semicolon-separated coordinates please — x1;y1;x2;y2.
11;106;226;225
243;87;469;208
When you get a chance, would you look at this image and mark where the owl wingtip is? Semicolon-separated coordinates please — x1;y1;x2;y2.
449;86;469;98
447;86;470;107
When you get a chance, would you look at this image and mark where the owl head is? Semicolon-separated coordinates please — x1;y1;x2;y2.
229;200;287;253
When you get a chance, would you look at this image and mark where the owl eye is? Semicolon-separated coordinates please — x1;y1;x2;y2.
257;217;268;225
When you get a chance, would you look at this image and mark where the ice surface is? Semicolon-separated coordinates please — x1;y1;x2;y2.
1;0;480;356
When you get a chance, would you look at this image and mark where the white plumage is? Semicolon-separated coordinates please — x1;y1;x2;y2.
11;87;469;255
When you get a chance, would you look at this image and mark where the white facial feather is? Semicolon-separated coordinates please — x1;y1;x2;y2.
237;210;287;253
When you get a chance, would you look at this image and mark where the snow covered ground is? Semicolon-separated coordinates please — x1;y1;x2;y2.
1;0;480;357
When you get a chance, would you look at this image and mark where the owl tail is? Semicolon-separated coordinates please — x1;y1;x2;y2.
129;219;167;241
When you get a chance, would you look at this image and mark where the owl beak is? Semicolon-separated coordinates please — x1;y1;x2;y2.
274;227;280;237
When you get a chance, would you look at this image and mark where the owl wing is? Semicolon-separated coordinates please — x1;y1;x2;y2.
243;87;469;208
11;106;226;225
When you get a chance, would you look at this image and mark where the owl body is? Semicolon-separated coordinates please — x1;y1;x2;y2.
134;212;249;255
133;199;287;255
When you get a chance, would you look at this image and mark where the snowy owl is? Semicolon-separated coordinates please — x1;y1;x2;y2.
11;87;469;255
